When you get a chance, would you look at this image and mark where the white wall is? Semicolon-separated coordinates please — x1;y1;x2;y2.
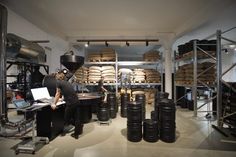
172;3;236;82
7;8;69;73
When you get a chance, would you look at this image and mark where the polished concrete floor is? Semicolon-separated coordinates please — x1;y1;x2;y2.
1;105;236;157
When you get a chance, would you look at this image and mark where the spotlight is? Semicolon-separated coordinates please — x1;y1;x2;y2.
85;41;89;47
146;41;149;46
126;41;130;46
229;44;235;48
223;48;229;54
105;41;109;47
62;69;68;74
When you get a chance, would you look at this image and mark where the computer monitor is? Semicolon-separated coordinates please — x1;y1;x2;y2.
31;87;51;100
13;99;30;109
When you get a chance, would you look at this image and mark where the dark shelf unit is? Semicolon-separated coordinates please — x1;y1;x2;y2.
6;60;49;98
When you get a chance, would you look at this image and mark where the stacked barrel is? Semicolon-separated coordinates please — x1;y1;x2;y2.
154;92;169;121
143;119;158;142
120;93;130;117
151;92;176;143
97;102;110;122
135;94;146;121
107;93;117;118
127;101;142;142
159;98;176;143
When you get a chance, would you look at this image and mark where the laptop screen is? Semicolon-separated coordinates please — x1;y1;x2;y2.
13;99;29;108
31;87;51;100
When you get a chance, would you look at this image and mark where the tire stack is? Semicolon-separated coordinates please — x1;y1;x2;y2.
143;119;159;142
121;93;130;117
159;99;176;143
135;94;146;121
97;102;110;121
107;93;117;118
127;101;142;142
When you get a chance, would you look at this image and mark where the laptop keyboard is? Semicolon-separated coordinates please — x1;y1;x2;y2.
38;98;53;103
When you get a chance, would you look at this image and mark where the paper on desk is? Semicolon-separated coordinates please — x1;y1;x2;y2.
56;101;65;105
33;101;65;107
33;102;49;106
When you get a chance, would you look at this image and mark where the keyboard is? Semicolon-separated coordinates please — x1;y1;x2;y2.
25;106;36;110
37;98;53;103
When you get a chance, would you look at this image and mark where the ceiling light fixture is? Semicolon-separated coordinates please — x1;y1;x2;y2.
105;41;109;47
76;39;159;46
85;41;89;47
229;44;235;48
224;48;229;54
126;41;130;46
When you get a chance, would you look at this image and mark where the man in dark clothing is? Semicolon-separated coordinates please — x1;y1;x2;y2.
98;76;108;102
51;72;81;139
31;66;44;88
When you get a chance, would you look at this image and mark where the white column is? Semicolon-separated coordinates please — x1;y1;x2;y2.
164;47;172;99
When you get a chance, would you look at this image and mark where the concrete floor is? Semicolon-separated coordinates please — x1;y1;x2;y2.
1;105;236;157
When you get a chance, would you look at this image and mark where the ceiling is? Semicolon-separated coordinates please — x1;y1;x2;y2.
1;0;235;45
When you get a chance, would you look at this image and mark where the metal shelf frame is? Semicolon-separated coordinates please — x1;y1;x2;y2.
83;50;164;96
6;60;49;97
174;39;217;118
216;28;236;127
174;28;236;127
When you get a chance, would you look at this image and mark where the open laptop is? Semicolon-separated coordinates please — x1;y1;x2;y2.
13;99;31;109
31;87;53;103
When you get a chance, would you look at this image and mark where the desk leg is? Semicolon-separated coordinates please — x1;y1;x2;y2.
16;112;49;154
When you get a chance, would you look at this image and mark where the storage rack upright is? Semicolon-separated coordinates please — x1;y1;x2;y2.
174;28;236;128
174;38;217;119
215;28;236;128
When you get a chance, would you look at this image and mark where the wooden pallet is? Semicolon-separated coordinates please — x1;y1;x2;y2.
144;58;159;62
180;51;216;60
88;58;102;62
133;80;146;83
88;81;99;84
101;57;116;62
146;80;160;83
104;80;116;83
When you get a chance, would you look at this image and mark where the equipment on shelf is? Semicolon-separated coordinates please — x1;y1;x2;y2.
176;39;216;59
6;33;46;63
143;50;160;62
221;83;236;127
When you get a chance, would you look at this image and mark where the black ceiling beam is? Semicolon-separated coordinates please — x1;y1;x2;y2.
31;40;50;43
76;39;159;42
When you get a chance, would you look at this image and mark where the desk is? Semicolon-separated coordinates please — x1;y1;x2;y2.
35;102;65;140
78;93;102;123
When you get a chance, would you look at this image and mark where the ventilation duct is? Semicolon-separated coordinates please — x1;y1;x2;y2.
6;33;46;62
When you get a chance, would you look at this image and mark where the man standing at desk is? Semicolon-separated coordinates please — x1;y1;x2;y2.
51;71;81;139
98;76;108;102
